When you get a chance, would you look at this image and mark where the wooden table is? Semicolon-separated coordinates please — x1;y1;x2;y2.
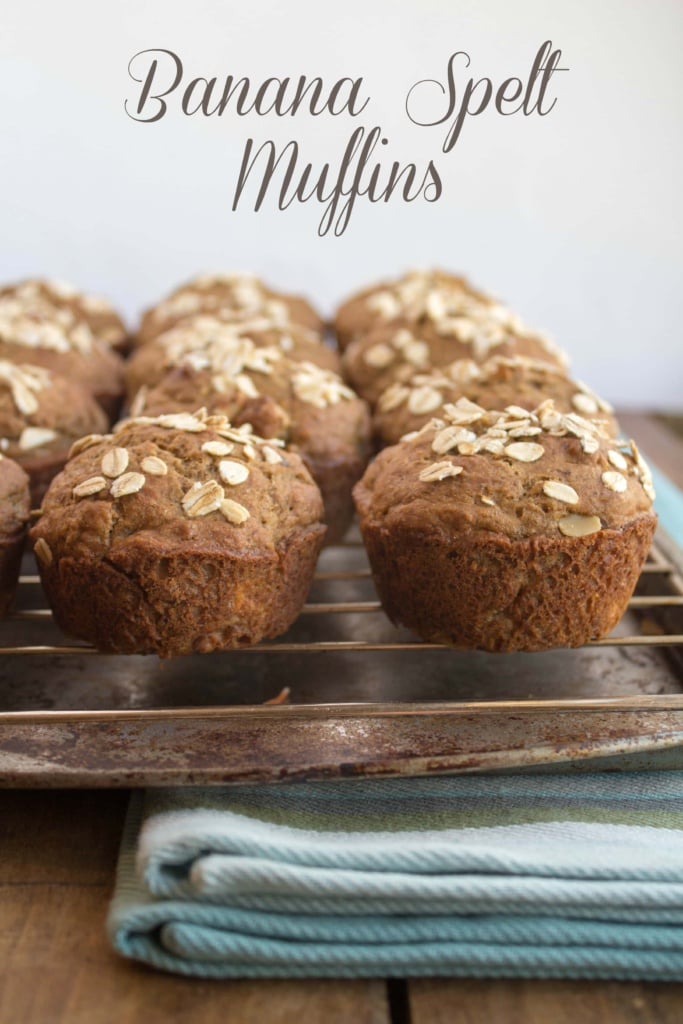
2;413;683;1024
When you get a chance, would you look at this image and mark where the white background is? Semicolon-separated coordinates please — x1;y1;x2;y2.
0;0;681;407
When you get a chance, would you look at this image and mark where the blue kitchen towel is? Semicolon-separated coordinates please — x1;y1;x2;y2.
108;773;683;980
108;460;683;980
652;462;683;547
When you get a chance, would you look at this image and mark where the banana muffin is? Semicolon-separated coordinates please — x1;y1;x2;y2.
334;269;498;350
30;410;326;657
354;399;656;652
0;301;124;420
131;351;371;543
343;315;568;408
0;454;30;617
125;316;340;399
374;357;618;446
0;278;127;351
137;272;324;347
0;360;108;505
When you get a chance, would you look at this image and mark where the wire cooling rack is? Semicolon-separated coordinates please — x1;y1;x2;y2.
3;533;683;657
1;527;683;786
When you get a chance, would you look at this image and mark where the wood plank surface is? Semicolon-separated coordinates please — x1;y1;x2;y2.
619;412;683;489
2;787;683;1024
409;979;683;1024
0;790;389;1024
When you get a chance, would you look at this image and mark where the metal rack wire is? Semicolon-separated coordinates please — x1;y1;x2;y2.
1;530;683;785
2;535;683;656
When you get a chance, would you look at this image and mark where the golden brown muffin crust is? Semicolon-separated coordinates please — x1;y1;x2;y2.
125;316;340;398
137;272;323;347
0;302;124;421
133;354;372;544
0;453;31;539
343;317;568;407
31;410;326;656
0;278;127;349
374;357;618;446
358;399;653;540
0;454;31;617
354;399;656;652
0;361;108;504
334;269;496;349
138;360;370;464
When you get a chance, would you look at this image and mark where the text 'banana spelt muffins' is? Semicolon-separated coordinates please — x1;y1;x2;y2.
137;272;324;347
354;399;656;652
374;356;618;447
0;453;30;617
0;360;108;505
30;410;326;657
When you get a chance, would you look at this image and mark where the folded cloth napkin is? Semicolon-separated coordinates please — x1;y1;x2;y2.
652;462;683;547
108;772;683;980
109;461;683;979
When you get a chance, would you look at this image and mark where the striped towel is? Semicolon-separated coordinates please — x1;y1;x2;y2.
108;458;683;978
108;773;683;980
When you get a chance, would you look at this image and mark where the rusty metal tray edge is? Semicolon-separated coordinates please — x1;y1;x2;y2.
1;525;683;786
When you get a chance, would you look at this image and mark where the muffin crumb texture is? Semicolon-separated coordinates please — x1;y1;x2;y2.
30;409;326;656
354;398;657;651
0;453;31;617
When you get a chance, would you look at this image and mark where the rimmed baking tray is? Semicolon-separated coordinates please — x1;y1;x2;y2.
1;526;682;786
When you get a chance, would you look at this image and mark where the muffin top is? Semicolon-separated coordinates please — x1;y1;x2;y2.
137;272;324;346
374;356;617;445
0;278;126;349
354;398;655;542
0;360;107;462
334;268;559;351
334;269;497;346
125;316;340;398
32;409;325;566
0;299;124;410
342;316;568;406
135;352;371;465
0;293;96;356
0;452;31;539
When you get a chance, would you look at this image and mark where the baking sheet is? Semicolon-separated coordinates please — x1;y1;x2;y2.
0;528;682;785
